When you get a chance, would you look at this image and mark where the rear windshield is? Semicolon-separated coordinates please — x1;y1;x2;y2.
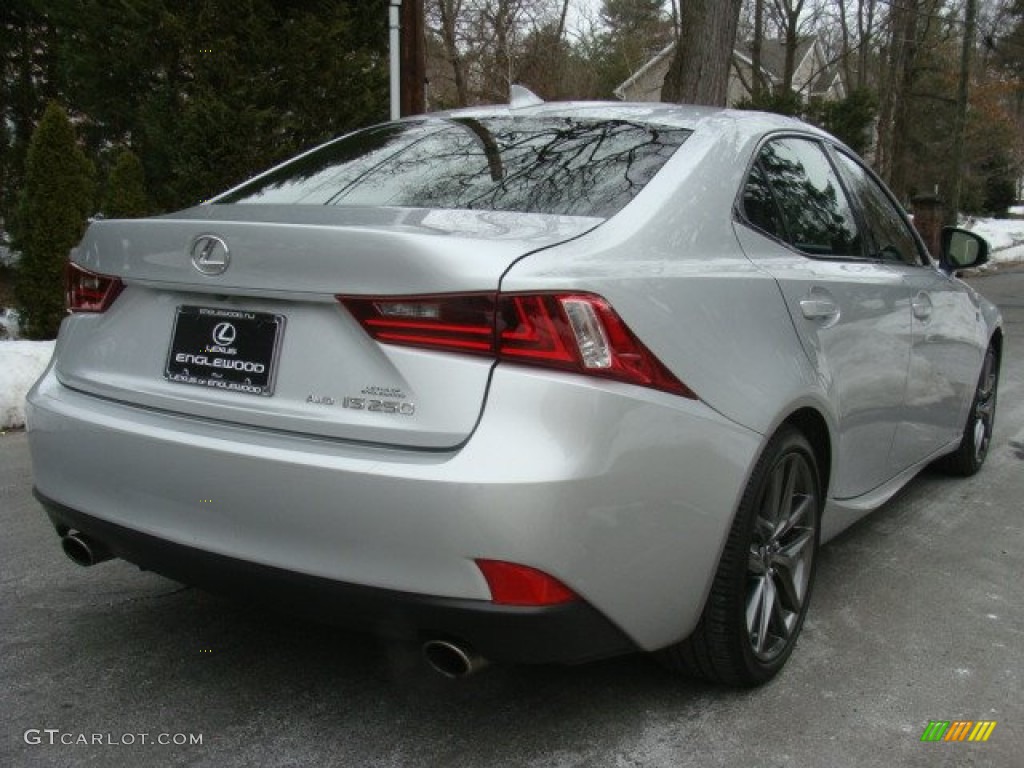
216;117;691;218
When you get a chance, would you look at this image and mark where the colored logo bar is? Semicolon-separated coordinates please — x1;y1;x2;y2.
921;720;997;742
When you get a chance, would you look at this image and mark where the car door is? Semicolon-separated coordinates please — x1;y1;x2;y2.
830;149;985;469
733;135;913;500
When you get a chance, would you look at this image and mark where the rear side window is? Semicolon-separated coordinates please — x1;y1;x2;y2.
743;137;862;258
217;118;691;218
742;162;786;240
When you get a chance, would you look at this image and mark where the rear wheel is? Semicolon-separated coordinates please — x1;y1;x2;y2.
934;344;999;477
660;426;821;686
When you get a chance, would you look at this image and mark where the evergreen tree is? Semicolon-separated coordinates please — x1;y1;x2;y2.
103;148;149;218
597;0;671;97
14;102;94;339
57;0;387;211
601;0;666;38
815;88;878;156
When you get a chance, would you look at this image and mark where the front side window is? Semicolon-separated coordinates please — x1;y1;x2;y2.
745;137;862;259
216;118;691;219
834;151;925;266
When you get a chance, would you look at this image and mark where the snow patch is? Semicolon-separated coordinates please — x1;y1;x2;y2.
0;340;55;429
965;216;1024;264
0;308;21;340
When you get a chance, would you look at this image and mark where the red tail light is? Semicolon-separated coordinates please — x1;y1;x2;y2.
339;292;695;398
66;263;124;313
340;294;495;355
475;559;578;606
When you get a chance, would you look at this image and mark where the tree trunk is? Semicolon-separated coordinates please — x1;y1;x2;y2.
837;1;854;91
779;0;805;93
438;0;469;106
856;0;878;90
947;0;977;224
661;0;743;106
752;0;765;98
555;0;570;42
878;1;921;199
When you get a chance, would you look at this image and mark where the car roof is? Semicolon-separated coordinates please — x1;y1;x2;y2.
422;100;825;143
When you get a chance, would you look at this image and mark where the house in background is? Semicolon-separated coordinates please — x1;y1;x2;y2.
614;36;845;106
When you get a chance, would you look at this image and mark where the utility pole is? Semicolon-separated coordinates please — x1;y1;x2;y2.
389;0;401;120
948;0;977;225
400;0;426;116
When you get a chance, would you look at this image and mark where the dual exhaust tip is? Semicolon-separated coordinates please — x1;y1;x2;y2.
58;531;488;678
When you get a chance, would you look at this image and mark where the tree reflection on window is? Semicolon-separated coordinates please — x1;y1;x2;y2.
834;152;923;266
217;118;691;218
756;139;862;258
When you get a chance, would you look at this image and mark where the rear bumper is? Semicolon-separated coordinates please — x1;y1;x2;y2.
37;491;633;664
27;363;762;653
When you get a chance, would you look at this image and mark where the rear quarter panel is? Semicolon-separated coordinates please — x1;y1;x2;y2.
500;116;829;443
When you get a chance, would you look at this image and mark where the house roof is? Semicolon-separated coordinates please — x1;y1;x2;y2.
735;38;816;83
612;42;676;100
615;35;840;101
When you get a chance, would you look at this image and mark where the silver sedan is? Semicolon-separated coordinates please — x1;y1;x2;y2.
27;97;1001;686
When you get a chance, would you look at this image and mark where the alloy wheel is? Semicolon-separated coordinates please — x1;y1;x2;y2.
972;348;998;464
746;451;818;662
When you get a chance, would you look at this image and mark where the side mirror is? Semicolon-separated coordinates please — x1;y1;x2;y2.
939;227;989;273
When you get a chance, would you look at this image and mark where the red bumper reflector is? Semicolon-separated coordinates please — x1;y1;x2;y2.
475;559;579;606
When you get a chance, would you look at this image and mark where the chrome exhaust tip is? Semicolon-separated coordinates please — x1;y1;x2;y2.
422;640;489;679
61;531;114;567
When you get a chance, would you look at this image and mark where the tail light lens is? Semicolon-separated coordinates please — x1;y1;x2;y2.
341;294;494;355
475;559;578;606
338;292;695;398
66;263;124;313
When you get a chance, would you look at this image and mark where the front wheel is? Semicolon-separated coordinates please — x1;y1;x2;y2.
659;426;822;686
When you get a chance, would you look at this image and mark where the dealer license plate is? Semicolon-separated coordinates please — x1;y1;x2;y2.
164;306;285;396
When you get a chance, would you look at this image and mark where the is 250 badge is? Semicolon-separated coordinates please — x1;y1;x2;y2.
342;397;416;416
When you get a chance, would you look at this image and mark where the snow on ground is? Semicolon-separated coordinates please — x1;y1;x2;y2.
965;216;1024;264
0;340;54;430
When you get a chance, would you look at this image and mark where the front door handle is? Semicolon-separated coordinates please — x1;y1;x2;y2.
912;292;933;321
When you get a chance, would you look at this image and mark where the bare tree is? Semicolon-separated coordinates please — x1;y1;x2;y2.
771;0;807;92
427;0;583;107
433;0;470;106
662;0;744;105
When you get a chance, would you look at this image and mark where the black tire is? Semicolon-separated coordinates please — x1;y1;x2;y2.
659;426;822;687
935;344;999;477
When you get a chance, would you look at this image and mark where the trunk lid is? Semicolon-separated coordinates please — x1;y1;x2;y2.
57;205;599;448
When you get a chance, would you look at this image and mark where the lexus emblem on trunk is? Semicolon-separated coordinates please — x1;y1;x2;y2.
189;234;231;276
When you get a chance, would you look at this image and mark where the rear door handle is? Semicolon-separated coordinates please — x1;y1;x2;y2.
799;289;840;325
800;298;838;318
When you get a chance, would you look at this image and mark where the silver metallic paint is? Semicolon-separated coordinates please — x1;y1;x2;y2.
28;103;1002;655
